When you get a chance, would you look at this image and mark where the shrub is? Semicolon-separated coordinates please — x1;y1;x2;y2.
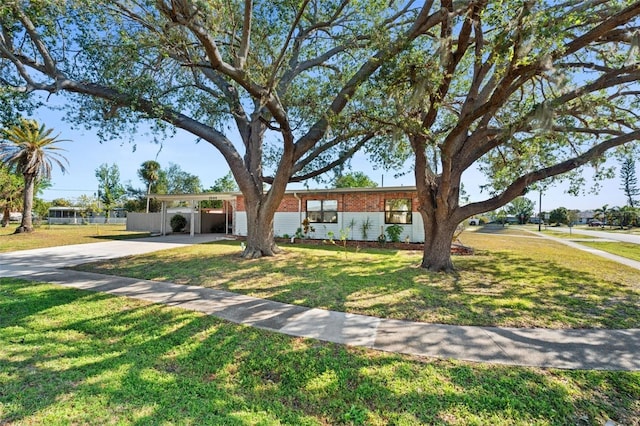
385;224;403;243
170;214;187;232
360;217;372;240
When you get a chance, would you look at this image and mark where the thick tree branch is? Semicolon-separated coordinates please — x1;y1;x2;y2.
236;0;252;69
291;131;374;175
562;2;640;57
294;2;449;161
456;130;640;222
267;134;373;184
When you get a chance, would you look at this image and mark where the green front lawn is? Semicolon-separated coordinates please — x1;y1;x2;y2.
579;241;640;262
1;279;638;425
0;224;149;253
74;233;640;329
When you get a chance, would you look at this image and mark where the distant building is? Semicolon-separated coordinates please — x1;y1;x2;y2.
47;207;84;224
48;207;127;224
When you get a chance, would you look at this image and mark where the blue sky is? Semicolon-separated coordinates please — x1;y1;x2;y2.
29;98;636;213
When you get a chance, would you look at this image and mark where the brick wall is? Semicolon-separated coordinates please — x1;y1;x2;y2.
236;190;418;213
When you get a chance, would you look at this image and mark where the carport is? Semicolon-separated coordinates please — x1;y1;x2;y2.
150;192;236;237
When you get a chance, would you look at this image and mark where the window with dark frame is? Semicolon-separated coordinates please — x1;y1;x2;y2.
385;198;412;224
306;199;338;223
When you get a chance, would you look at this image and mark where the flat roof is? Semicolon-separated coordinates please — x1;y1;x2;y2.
149;186;418;201
48;207;84;211
283;186;417;195
149;192;237;202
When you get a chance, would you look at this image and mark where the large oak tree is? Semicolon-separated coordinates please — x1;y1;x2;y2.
0;0;453;257
365;0;640;271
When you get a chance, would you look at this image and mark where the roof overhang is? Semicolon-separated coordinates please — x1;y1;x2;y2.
149;192;237;202
150;186;418;202
283;186;417;195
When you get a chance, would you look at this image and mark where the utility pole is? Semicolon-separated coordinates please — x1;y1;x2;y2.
538;190;542;232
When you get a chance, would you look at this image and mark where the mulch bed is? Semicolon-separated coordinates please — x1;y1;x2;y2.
271;238;474;255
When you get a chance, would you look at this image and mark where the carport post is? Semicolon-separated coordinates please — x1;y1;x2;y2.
161;201;166;235
189;199;195;237
224;200;228;234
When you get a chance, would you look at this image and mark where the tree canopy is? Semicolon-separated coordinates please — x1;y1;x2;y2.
360;0;640;270
95;163;125;221
0;0;448;257
0;164;22;226
157;163;203;195
2;1;639;268
138;160;161;213
619;156;639;207
334;171;378;188
506;197;535;224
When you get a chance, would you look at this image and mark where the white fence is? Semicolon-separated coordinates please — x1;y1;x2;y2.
47;217;127;225
126;212;163;233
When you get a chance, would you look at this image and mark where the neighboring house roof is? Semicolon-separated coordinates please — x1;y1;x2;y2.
48;207;85;212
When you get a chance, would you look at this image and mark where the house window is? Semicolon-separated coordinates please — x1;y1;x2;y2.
306;199;338;223
385;198;412;224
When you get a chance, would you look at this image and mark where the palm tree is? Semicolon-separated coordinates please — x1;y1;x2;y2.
138;160;161;213
0;119;69;233
0;165;23;227
594;204;609;225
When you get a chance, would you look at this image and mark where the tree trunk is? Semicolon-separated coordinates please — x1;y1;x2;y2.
412;135;461;273
16;173;35;233
1;208;9;227
242;198;282;258
146;182;151;213
421;217;458;272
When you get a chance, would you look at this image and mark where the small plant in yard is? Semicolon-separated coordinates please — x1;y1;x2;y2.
339;227;350;255
348;218;357;239
360;217;372;240
343;405;368;424
301;217;315;238
385;224;403;243
325;228;351;257
170;214;187;232
326;230;335;244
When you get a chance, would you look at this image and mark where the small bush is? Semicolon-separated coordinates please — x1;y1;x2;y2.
170;214;187;232
385;224;403;243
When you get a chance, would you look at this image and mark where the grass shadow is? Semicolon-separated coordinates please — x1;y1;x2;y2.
90;232;152;241
1;280;638;424
73;240;640;329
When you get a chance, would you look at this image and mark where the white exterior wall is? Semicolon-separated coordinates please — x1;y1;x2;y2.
166;213;199;234
342;212;382;241
273;212;303;238
235;212;248;236
127;213;162;232
235;210;425;242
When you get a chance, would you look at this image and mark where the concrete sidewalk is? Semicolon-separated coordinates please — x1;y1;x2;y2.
1;235;639;371
527;230;640;274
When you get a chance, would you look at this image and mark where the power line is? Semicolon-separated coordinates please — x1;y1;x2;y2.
44;188;96;192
